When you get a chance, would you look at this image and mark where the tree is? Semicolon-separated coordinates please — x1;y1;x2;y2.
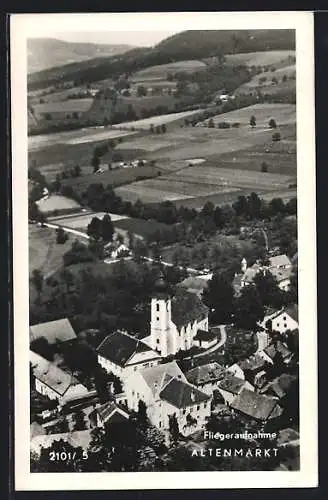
137;400;148;431
73;410;86;431
137;85;147;97
272;132;281;142
30;336;54;361
31;269;44;303
87;217;102;240
168;413;180;443
155;125;161;134
250;115;256;127
268;118;277;129
208;118;215;128
253;270;284;309
56;227;68;244
202;272;234;324
101;214;114;242
73;165;82;177
161;123;167;133
261;162;268;173
234;286;264;331
91;154;100;173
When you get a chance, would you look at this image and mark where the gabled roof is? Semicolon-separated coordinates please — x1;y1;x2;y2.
171;289;208;329
178;277;209;293
96;401;130;424
186;362;225;386
97;331;159;368
284;304;298;323
30;318;77;345
30;350;84;396
269;266;292;283
217;373;247;395
140;361;186;397
263;373;297;399
269;254;292;268
263;341;293;361
159;378;210;409
231;388;283;421
194;329;217;342
239;354;266;372
30;421;46;439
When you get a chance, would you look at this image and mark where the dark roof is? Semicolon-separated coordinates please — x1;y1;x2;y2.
231;388;283;421
30;318;77;344
284;304;298;323
186;362;225;386
194;329;217;342
141;361;185;396
217;373;246;395
97;331;155;367
264;373;297;398
97;401;129;424
239;354;266;372
159;378;210;409
171;289;208;329
264;341;292;361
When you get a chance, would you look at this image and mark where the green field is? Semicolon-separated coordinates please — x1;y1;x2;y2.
225;50;295;67
61;164;162;195
113;217;171;240
132;60;206;82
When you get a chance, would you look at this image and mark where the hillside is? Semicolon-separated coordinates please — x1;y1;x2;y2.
28;38;135;74
27;30;295;91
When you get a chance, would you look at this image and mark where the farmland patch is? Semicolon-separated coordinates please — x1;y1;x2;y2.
113;217;172;240
225;50;295;67
36;195;81;214
111;109;206;131
50;212;129;231
132;60;206;81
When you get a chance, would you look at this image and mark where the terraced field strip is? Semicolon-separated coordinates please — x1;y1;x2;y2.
132;60;206;81
34;98;93;115
169;165;293;190
111;109;206;131
225;50;295;67
29;127;138;151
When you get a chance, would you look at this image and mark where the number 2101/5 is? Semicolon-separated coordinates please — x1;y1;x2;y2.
49;451;88;461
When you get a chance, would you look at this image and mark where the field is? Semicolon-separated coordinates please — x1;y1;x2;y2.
225;50;295;67
61;164;162;196
113;217;172;240
36;195;81;214
111;109;206;131
33;99;93;120
132;60;206;82
29;224;79;278
29;127;137;151
49;212;129;231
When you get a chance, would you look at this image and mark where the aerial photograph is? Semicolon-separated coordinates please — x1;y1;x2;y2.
27;27;299;473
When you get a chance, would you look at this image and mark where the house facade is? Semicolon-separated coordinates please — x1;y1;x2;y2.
260;305;298;335
97;330;161;380
124;361;211;436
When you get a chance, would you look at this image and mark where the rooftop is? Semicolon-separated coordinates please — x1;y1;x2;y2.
269;266;293;283
239;354;267;372
95;401;130;424
97;330;159;367
217;373;246;395
30;318;77;345
284;304;298;323
186;362;225;386
159;378;210;409
263;373;298;398
30;350;84;396
141;361;186;397
31;430;92;455
194;329;217;342
269;254;292;269
263;341;293;361
231;388;283;421
30;421;46;439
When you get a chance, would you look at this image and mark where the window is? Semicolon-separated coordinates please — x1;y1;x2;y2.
277;323;280;327
156;303;160;312
204;403;207;409
197;405;200;411
183;409;186;415
156;339;160;344
159;421;162;428
134;366;137;371
156;316;160;321
132;391;135;396
284;323;287;328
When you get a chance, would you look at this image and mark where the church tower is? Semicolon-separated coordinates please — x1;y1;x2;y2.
150;270;172;357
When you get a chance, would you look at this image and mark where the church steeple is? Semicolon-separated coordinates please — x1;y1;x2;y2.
150;269;172;357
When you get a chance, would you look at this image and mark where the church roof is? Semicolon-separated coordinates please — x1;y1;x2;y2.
171;289;208;329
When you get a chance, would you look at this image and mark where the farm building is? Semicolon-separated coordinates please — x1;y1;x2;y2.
30;318;77;345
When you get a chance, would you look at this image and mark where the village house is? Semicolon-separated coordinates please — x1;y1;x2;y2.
193;329;218;349
97;330;161;380
259;373;298;400
257;341;294;366
30;350;89;404
104;240;130;260
31;430;93;456
240;255;293;291
228;354;267;385
142;271;210;357
30;318;77;345
230;388;283;424
216;373;254;405
177;276;209;298
89;401;130;429
259;305;298;335
185;362;226;395
124;361;211;436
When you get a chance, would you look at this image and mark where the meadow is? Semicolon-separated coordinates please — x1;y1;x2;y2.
36;195;81;214
33;98;93;117
111;109;206;131
131;60;206;82
225;50;295;67
48;212;129;231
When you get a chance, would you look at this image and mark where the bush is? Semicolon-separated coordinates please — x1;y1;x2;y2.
261;162;268;173
56;227;68;244
231;122;240;128
218;121;231;129
272;132;281;142
268;118;277;129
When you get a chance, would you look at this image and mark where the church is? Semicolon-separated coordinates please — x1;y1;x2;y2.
142;270;210;357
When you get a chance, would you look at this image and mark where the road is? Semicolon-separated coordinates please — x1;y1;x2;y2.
43;222;90;240
142;256;204;276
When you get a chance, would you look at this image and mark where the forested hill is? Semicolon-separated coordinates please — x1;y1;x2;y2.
28;30;295;91
28;38;135;74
